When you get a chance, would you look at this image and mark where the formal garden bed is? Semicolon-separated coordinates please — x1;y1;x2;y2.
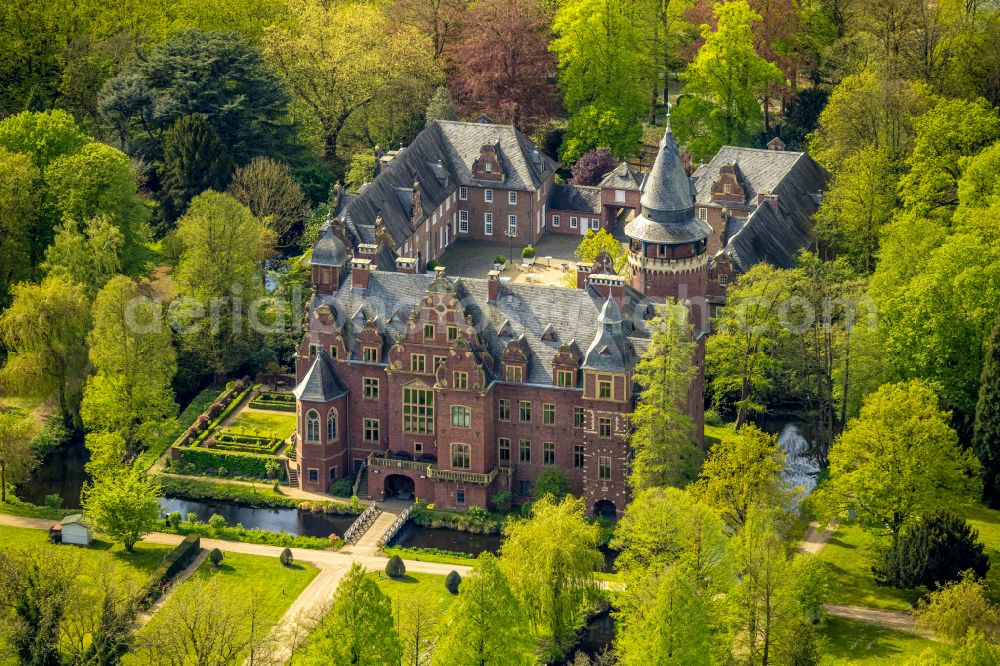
249;390;296;412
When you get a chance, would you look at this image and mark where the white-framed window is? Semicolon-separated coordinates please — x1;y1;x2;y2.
507;215;517;235
459;186;468;200
615;189;625;203
590;218;599;231
485;162;493;173
719;273;728;287
552;214;560;227
485;189;494;203
485;213;493;235
698;207;707;221
459;210;469;233
509;191;517;205
724;183;732;194
570;216;578;229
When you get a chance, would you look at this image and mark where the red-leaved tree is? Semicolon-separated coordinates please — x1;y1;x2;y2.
447;0;558;129
569;148;620;186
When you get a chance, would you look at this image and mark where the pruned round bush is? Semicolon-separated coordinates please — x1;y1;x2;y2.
208;513;227;530
385;555;406;579
445;570;461;594
522;245;536;259
874;512;990;589
280;547;294;567
210;548;223;567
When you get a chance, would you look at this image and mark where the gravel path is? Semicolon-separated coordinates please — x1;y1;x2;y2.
824;604;918;632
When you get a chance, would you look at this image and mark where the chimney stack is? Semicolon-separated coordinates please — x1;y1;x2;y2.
588;274;625;304
575;262;593;290
487;270;501;302
351;258;372;290
395;257;417;274
357;243;377;261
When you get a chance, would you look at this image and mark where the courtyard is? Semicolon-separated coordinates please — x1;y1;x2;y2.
437;235;583;287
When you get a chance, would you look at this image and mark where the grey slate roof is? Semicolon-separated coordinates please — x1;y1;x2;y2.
599;162;642;190
311;271;652;385
338;120;557;249
692;147;811;205
312;221;349;267
625;127;712;244
294;349;349;401
548;183;602;214
723;200;816;271
583;296;638;371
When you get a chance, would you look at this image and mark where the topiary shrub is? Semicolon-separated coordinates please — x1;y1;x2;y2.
385;554;406;579
210;548;223;567
521;245;536;260
874;512;990;589
208;513;227;531
280;547;294;567
494;255;506;265
445;570;461;594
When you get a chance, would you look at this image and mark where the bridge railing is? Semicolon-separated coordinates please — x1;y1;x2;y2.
343;501;380;544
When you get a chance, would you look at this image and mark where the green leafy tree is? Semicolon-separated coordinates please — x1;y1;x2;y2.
817;380;981;541
42;216;124;297
81;275;177;457
425;86;459;125
533;469;572;501
693;424;788;531
306;562;402;665
174;191;269;381
346;152;378;192
0;109;89;169
673;0;782;160
0;148;39;303
614;564;712;666
629;301;698;489
84;432;127;481
0;277;91;425
433;553;533;666
560;230;628;288
915;574;1000;645
706;263;788;428
499;496;602;658
82;464;162;551
157;114;235;224
0;411;36;503
973;311;1000;507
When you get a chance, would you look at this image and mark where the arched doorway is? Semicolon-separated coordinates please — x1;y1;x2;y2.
593;500;617;519
384;474;415;500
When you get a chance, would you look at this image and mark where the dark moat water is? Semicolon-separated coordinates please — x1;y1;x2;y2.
389;523;503;554
159;497;357;537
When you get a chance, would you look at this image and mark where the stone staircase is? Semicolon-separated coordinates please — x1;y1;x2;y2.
355;466;369;499
286;462;298;486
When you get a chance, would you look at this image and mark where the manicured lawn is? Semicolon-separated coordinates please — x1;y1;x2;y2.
372;572;457;640
818;617;951;664
0;524;171;575
226;409;298;440
814;522;922;611
704;422;738;448
127;551;318;664
383;546;477;567
959;503;1000;603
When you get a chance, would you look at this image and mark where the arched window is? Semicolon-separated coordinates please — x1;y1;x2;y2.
451;443;471;470
327;409;338;442
306;410;320;442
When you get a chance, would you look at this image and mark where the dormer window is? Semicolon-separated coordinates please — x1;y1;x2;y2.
505;365;523;382
485;162;493;173
724;183;732;194
698;208;707;221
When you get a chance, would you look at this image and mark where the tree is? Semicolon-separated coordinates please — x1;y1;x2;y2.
706;263;788;428
42;216;124;297
444;570;461;594
974;311;1000;507
392;0;468;58
81;275;177;457
569;148;619;186
174;192;270;381
614;565;712;666
305;562;402;665
63;562;145;666
0;109;89;169
0;411;36;503
915;574;1000;644
425;86;460;125
817;381;981;541
82;464;162;551
814;145;897;273
0;277;91;425
449;0;558;129
157;114;235;224
534;469;572;501
265;0;441;168
0;148;39;304
84;432;127;480
386;554;407;579
673;1;783;160
499;496;602;658
0;546;80;666
346;152;377;192
629;301;698;489
551;0;647;160
228;156;309;250
874;513;990;589
433;553;533;666
693;424;788;531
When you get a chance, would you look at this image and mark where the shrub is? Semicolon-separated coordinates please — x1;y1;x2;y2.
167;511;182;527
704;408;723;427
874;512;990;589
426;259;441;271
534;469;572;501
265;459;282;479
386;555;406;579
520;501;534;518
210;548;223;567
144;535;201;604
186;512;198;524
494;255;506;265
491;491;513;513
179;448;272;479
915;574;1000;643
445;570;462;594
279;547;294;566
44;494;63;509
467;506;489;521
522;245;536;259
208;513;227;530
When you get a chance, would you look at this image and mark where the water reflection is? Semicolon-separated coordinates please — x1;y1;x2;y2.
160;497;356;538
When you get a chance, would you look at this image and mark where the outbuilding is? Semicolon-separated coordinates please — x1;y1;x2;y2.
57;514;92;546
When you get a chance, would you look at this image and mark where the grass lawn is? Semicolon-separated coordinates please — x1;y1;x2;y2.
960;503;1000;603
0;524;171;576
372;572;457;639
0;492;76;520
383;546;477;567
818;617;951;664
814;522;923;611
704;422;738;448
126;551;318;665
226;409;298;440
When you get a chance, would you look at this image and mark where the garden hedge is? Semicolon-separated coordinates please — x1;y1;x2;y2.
180;448;272;478
144;534;201;603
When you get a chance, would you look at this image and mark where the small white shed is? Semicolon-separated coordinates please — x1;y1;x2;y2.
59;514;92;546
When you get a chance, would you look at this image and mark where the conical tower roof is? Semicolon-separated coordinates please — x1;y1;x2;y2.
625;122;712;245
